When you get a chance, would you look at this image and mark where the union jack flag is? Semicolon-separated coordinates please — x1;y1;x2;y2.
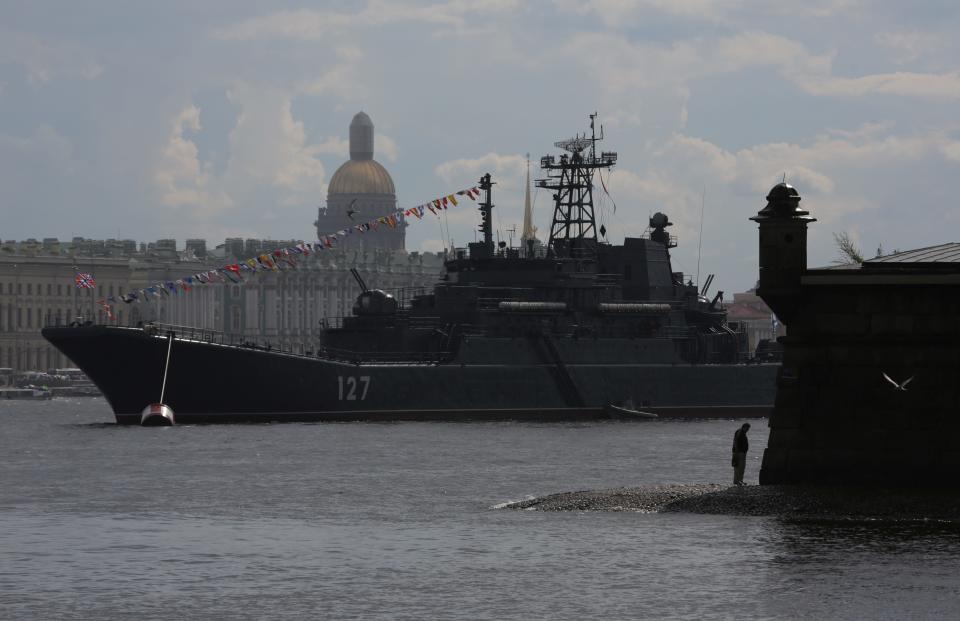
75;272;96;289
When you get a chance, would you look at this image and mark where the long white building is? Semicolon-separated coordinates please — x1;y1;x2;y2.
0;112;446;372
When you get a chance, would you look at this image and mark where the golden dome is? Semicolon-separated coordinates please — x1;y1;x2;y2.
327;159;396;195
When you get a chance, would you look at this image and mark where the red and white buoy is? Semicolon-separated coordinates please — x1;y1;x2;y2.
140;402;175;426
141;331;175;426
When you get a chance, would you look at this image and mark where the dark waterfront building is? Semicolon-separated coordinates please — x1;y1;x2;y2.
752;183;960;486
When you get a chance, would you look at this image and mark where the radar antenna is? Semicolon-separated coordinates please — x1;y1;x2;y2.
537;113;617;258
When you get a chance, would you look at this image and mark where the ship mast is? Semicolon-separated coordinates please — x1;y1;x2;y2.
537;113;617;258
468;172;496;259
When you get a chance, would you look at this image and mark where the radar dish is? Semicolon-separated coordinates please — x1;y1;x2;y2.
554;137;592;153
650;212;671;228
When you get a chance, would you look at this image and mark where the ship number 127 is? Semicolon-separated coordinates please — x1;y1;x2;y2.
337;375;371;401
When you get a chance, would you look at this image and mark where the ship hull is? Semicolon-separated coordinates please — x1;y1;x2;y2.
43;326;778;424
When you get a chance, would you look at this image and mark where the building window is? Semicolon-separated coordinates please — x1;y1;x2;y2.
27;308;32;328
27;283;32;295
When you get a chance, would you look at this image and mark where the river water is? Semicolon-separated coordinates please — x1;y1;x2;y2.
1;399;957;620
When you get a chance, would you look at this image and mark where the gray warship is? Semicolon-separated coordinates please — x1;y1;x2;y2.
43;117;778;423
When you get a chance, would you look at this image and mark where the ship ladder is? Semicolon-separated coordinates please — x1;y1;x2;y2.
539;333;586;407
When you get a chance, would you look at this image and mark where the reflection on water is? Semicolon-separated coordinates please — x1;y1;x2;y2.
1;399;958;620
757;519;960;620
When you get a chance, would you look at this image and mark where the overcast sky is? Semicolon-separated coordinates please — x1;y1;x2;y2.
2;0;959;292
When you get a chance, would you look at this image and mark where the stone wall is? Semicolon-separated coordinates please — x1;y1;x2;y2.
760;279;960;486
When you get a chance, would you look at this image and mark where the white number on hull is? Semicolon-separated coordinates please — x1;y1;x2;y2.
337;375;371;401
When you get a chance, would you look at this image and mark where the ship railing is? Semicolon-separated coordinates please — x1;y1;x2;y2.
657;325;695;340
321;314;445;330
144;323;253;348
404;315;444;329
595;273;622;287
142;323;317;357
314;346;453;365
321;316;343;330
391;286;431;309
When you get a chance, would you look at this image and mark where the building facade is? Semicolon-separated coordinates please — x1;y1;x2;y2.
0;238;444;371
725;289;785;355
0;239;217;371
0;111;447;371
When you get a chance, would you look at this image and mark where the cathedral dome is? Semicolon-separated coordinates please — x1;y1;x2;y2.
327;111;395;196
328;159;396;195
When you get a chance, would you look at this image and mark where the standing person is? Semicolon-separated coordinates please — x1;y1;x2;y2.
731;423;751;486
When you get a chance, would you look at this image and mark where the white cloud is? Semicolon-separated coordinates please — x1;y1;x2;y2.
213;0;520;40
154;85;331;222
0;125;89;234
0;32;102;85
434;152;527;189
646;125;960;207
224;83;327;205
551;0;863;26
419;238;446;253
586;123;960;289
428;126;960;272
566;28;960;135
153;105;233;214
875;31;946;64
298;46;368;101
377;133;399;163
432;152;530;242
311;136;349;159
0;125;75;165
795;71;960;99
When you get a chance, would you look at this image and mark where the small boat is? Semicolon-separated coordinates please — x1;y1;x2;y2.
606;400;657;419
0;387;53;400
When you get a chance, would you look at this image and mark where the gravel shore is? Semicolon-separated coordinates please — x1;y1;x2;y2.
506;484;960;522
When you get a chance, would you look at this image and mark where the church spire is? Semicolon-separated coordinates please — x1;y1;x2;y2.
521;153;537;242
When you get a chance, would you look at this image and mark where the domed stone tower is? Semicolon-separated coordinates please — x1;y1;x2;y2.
317;112;404;252
749;182;816;324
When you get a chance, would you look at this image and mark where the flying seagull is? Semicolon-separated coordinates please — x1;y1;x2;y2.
346;198;358;220
882;372;914;391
